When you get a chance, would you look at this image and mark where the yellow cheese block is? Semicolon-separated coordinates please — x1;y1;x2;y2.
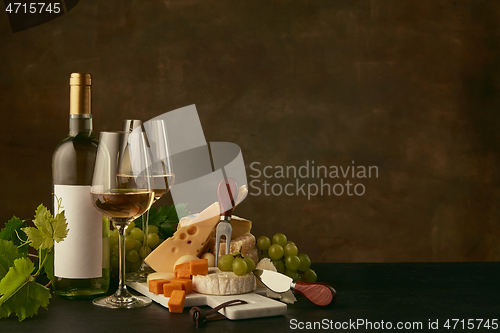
229;216;252;239
145;204;220;272
178;210;252;240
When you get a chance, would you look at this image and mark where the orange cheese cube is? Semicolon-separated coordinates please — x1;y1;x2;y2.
148;279;170;294
190;258;208;276
163;282;183;297
174;262;191;279
171;278;192;294
168;290;186;313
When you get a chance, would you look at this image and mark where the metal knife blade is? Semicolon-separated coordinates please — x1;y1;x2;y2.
254;269;293;293
254;269;337;306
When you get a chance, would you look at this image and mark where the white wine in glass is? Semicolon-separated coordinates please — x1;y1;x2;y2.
90;130;154;308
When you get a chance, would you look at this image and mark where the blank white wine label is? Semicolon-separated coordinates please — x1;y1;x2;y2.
54;185;102;278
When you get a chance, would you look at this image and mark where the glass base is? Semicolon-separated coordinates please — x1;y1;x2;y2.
126;266;154;283
93;294;152;309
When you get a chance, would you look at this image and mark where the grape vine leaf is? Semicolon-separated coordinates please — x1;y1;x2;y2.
22;204;68;250
138;203;190;239
51;211;68;243
0;217;28;257
0;258;50;321
0;240;23;280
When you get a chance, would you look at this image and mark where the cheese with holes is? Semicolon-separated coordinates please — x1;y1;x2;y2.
179;213;252;240
192;267;256;295
144;205;219;272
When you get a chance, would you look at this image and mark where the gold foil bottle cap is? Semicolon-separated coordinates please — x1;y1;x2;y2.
70;73;91;86
69;73;92;114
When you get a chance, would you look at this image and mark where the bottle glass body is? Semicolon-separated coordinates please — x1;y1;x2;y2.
52;113;110;298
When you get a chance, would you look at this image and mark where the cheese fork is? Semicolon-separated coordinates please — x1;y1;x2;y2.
215;178;238;266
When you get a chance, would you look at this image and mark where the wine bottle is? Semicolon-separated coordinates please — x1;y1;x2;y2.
51;73;110;298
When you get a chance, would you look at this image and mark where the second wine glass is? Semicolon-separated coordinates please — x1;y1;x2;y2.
126;119;175;282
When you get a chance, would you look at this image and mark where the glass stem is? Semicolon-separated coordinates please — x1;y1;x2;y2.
115;224;129;297
139;210;150;271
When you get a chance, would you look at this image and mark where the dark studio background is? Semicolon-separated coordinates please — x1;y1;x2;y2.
1;0;499;263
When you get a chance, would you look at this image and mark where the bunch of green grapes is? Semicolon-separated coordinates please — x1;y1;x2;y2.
257;233;317;283
109;221;164;278
217;252;256;276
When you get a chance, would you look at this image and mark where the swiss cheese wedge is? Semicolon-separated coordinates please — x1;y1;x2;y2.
144;203;219;272
179;213;252;240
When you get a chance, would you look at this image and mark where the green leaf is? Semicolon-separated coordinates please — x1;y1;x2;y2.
0;258;35;305
22;227;52;250
33;204;54;235
22;204;69;250
0;217;23;241
174;203;190;219
0;258;50;321
0;217;28;257
42;250;54;281
52;211;68;243
0;240;23;280
135;203;190;239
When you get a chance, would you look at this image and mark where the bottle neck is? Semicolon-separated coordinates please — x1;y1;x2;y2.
69;114;93;136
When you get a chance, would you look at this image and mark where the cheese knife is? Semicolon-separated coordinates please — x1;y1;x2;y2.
254;269;337;306
215;177;238;266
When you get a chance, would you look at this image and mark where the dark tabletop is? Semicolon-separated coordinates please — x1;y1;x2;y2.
2;262;500;332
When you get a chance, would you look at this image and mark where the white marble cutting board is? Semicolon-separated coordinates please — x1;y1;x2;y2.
127;281;287;320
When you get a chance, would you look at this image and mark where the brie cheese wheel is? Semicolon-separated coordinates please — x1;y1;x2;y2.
192;267;256;295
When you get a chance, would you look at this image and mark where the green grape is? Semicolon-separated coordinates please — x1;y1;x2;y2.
110;229;119;239
232;258;248;276
301;268;317;283
283;243;298;257
125;261;132;272
130;258;142;271
147;225;159;234
285;269;300;280
126;249;140;263
129;227;144;241
287;241;296;245
272;259;286;274
133;239;143;251
128;221;136;230
139;246;152;258
257;236;271;251
285;255;301;271
147;233;160;248
218;254;234;271
244;257;255;273
272;233;287;248
109;236;118;249
298;253;311;271
268;244;284;260
111;244;120;256
125;236;136;250
110;255;119;268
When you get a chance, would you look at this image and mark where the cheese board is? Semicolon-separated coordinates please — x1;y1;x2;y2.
127;282;287;320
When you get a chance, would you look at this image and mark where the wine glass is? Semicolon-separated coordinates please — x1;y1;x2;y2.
126;119;175;282
90;131;154;308
144;119;175;202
